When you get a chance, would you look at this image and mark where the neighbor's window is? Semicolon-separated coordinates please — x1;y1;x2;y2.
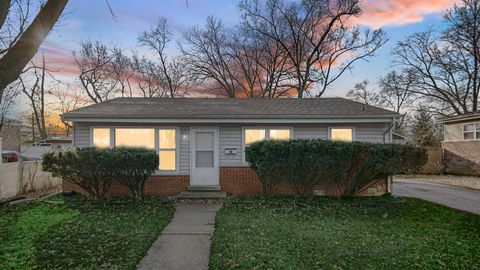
158;129;177;171
115;128;155;149
92;128;111;148
330;128;353;142
463;123;480;140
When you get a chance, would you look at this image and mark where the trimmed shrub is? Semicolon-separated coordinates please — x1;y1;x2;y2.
113;148;158;200
246;139;427;197
43;148;118;200
42;147;159;200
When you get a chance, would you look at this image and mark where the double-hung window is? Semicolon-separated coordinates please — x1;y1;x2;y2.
243;127;292;162
91;127;178;172
463;123;480;140
329;127;354;142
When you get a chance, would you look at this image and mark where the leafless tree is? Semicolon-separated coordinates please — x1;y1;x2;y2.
393;0;480;116
74;41;120;103
346;80;380;106
240;0;387;98
130;54;163;98
378;70;416;114
0;0;68;101
111;47;134;97
347;70;417;133
19;54;49;139
180;17;238;97
227;26;290;98
138;18;195;98
50;86;86;136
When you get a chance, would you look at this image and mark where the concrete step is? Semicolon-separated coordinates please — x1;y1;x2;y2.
187;185;221;192
176;191;227;200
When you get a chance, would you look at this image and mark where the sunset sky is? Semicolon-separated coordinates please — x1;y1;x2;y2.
37;0;458;98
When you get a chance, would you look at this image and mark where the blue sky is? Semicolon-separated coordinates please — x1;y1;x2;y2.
39;0;457;97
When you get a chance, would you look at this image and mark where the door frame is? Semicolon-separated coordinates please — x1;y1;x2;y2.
189;126;220;186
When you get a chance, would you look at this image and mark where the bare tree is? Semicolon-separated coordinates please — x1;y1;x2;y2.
240;0;387;98
180;17;238;97
111;47;134;97
346;80;380;106
74;41;120;103
0;0;68;101
393;0;480;116
19;55;50;139
347;70;417;133
138;18;195;98
130;54;163;98
50;86;86;136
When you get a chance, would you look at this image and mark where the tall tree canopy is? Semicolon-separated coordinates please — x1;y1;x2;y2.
394;0;480;116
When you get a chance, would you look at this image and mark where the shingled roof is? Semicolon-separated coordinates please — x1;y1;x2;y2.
63;97;399;120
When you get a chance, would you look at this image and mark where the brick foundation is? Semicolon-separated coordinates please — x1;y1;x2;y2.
62;175;189;196
63;168;387;197
220;167;387;196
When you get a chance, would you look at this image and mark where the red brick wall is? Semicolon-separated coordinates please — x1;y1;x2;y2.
219;167;387;196
62;175;189;196
63;168;387;197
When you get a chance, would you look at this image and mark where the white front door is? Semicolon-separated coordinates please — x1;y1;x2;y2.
190;127;219;186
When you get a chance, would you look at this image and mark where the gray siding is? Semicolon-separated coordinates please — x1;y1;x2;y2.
74;122;90;147
73;122;391;172
294;125;327;139
220;125;243;167
355;123;389;143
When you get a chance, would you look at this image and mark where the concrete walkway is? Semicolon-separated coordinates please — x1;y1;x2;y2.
393;178;480;215
137;203;222;270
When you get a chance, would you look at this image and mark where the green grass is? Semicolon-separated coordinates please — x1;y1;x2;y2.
0;195;174;270
210;196;480;270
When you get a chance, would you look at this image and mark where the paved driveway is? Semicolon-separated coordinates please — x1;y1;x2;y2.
393;178;480;215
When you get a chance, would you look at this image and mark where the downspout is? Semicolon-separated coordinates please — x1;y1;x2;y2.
383;117;396;194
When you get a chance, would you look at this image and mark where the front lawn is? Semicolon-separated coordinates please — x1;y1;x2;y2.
0;195;174;270
210;196;480;269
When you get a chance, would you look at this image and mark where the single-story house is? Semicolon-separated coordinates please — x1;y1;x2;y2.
440;113;480;175
62;98;400;196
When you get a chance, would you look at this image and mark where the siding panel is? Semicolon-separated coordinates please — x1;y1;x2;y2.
220;125;243;167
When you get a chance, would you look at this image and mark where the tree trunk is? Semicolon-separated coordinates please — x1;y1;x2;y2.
0;0;68;100
0;0;11;30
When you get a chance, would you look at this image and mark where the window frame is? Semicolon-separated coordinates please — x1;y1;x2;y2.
462;122;480;141
328;126;356;142
90;126;180;174
241;126;293;164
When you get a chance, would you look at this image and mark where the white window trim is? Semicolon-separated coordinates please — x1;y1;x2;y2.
327;126;356;141
241;126;293;164
462;123;480;141
90;126;180;174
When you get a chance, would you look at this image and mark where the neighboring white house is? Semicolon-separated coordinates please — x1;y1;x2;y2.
62;98;399;196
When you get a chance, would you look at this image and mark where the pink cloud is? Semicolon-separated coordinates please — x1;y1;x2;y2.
356;0;460;28
34;41;79;78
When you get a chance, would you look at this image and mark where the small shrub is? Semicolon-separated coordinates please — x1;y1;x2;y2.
246;139;427;197
113;148;158;200
43;148;118;200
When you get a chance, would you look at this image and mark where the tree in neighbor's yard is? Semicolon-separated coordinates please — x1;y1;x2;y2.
74;41;126;103
410;109;441;147
18;54;50;140
138;18;196;98
240;0;387;98
347;70;417;133
180;17;239;97
0;0;68;104
394;0;480;116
